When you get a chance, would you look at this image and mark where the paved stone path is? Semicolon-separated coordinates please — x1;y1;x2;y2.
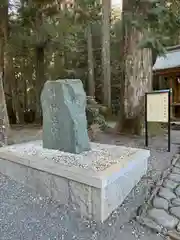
144;154;180;235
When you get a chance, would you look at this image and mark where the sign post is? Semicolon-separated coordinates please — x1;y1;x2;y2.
145;89;171;152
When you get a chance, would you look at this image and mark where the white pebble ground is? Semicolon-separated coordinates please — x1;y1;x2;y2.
2;141;137;172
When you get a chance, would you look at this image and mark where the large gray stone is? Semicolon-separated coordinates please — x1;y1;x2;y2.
148;208;178;229
175;186;180;197
41;79;90;154
168;174;180;183
177;222;180;232
158;187;176;201
171;198;180;207
170;207;180;219
172;167;180;175
153;197;169;210
175;162;180;169
163;179;178;190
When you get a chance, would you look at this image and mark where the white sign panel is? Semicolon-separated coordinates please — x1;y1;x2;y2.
147;92;169;123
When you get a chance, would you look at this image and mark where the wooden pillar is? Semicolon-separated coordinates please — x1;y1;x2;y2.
158;75;163;89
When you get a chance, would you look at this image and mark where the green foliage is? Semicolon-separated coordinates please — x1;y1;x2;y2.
0;0;8;7
2;0;180;125
86;104;107;130
122;0;180;55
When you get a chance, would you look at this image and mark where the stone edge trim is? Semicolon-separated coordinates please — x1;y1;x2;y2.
136;154;180;237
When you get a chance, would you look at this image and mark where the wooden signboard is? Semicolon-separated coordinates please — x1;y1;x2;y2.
146;91;169;123
145;90;171;152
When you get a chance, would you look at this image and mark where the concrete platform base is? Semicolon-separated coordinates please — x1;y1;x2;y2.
0;141;150;222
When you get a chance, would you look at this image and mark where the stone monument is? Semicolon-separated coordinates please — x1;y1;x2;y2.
41;79;90;154
0;78;150;222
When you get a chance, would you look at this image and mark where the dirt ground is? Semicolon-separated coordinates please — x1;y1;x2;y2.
8;124;42;144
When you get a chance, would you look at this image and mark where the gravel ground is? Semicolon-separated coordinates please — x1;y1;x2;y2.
0;128;180;240
0;174;163;240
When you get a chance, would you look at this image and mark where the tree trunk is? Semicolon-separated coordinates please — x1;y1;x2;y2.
4;54;24;124
34;0;45;123
35;47;44;123
0;1;10;143
23;73;27;112
123;32;152;134
0;40;9;143
0;35;4;73
87;23;95;97
117;0;152;135
102;0;111;108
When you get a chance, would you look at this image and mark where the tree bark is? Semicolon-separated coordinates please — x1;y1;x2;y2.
8;57;24;123
123;32;152;134
117;0;152;135
0;42;9;143
2;0;23;125
34;2;45;123
35;46;44;123
0;1;10;142
87;23;95;97
102;0;111;108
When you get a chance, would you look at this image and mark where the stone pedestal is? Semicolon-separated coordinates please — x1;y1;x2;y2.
0;141;150;222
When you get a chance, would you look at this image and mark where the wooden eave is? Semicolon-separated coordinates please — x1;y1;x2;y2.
153;67;180;77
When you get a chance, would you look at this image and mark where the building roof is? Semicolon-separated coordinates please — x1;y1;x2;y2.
153;45;180;72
